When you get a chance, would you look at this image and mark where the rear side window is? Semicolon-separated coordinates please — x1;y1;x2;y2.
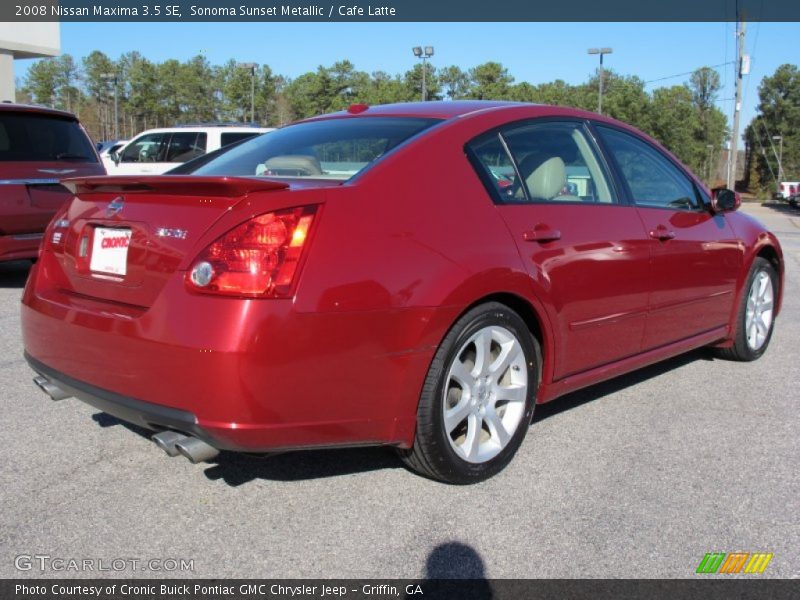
192;117;440;180
0;113;97;162
468;120;614;204
220;132;261;147
597;126;700;210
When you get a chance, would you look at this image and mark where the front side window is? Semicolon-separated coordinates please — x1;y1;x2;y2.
597;126;700;210
120;133;168;163
468;120;614;204
191;117;440;180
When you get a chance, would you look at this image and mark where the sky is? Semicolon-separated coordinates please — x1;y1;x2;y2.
15;21;800;132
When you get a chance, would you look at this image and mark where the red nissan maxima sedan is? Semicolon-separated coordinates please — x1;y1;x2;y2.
22;101;783;484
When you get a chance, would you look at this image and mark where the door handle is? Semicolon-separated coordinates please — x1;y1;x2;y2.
649;225;676;241
523;225;561;243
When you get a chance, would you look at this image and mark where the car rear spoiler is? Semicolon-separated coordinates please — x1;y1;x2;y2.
61;176;290;197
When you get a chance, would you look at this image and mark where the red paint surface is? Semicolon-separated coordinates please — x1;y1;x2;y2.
22;102;784;451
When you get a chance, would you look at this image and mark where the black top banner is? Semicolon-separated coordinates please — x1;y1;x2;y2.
4;0;800;22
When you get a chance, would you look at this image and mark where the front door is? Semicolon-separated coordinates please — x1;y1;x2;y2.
594;125;741;349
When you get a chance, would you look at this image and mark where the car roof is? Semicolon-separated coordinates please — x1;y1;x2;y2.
305;100;604;123
0;102;79;120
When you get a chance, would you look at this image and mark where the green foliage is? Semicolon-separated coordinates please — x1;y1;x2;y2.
23;52;781;185
746;64;800;192
466;62;514;100
440;66;470;100
648;86;702;170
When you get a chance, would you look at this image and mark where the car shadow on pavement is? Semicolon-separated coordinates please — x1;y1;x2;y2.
0;260;32;288
91;348;715;486
762;200;800;215
533;349;712;423
91;411;403;482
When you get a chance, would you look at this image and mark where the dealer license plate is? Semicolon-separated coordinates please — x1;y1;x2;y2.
89;227;132;276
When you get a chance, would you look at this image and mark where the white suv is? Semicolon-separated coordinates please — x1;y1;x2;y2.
104;125;273;175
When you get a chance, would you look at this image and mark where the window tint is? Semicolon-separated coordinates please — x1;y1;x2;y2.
165;132;207;162
192;117;440;180
120;133;168;163
503;121;613;203
0;113;97;162
220;132;261;146
597;126;699;210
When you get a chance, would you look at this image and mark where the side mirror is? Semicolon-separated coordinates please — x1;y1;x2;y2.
710;188;740;213
110;150;121;165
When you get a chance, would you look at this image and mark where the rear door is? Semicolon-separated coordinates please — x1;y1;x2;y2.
468;120;652;379
594;124;741;349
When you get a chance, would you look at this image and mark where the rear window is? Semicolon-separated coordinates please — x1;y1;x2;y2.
0;112;97;163
192;117;440;180
220;131;262;147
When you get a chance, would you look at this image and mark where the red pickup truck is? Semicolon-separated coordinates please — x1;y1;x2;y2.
0;104;105;262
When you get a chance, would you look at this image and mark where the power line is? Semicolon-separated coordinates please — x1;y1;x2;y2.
643;61;734;86
754;120;777;183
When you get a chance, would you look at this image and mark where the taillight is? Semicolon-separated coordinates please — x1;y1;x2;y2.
45;205;71;255
186;205;318;298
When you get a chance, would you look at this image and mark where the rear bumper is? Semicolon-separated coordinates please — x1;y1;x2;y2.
22;263;441;452
0;232;42;261
26;352;226;446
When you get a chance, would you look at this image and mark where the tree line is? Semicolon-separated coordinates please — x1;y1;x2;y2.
18;51;798;192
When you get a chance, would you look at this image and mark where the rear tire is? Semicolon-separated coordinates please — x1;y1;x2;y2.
399;302;540;484
716;257;778;361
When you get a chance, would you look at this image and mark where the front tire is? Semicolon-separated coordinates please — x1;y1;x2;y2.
400;302;540;484
717;257;778;361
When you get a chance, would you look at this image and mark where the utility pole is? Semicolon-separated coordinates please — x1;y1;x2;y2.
773;135;784;191
727;20;746;191
707;144;715;183
588;48;613;115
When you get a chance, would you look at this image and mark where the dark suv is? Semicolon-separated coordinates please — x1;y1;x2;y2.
0;104;105;262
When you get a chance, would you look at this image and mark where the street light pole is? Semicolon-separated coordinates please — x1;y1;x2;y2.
587;48;612;115
100;73;118;139
412;46;434;102
237;62;258;123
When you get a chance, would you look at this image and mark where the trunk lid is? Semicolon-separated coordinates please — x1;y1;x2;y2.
50;176;290;308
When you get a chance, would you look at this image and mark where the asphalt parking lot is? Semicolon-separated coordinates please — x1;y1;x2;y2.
1;202;798;579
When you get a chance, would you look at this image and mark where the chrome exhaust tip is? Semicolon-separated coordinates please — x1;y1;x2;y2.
33;375;71;401
151;430;189;457
174;436;220;463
